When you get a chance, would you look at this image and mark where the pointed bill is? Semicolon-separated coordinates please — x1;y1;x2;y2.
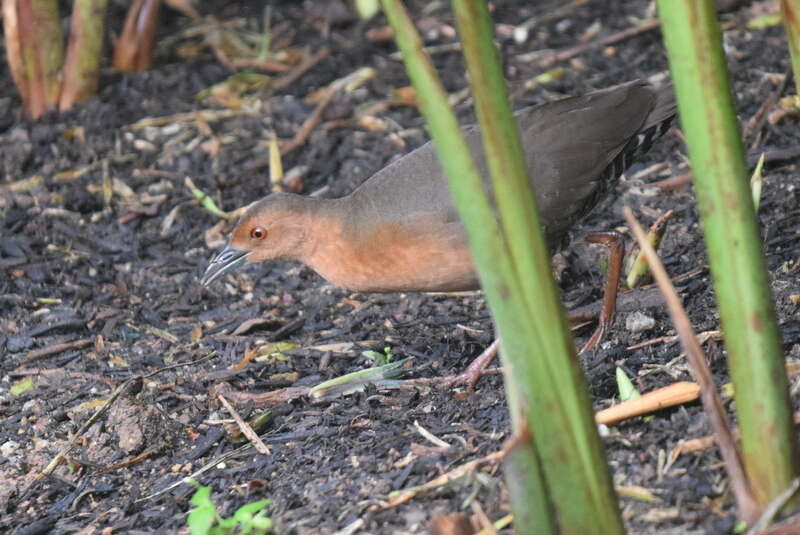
201;244;249;286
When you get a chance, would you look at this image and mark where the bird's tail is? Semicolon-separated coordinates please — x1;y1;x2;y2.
608;84;677;180
639;84;678;152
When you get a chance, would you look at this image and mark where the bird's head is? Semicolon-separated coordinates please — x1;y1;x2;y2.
201;193;312;286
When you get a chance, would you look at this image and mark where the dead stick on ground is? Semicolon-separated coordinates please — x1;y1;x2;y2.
229;57;291;73
280;88;335;156
217;393;271;455
273;48;330;92
539;20;735;68
93;448;161;476
538;19;661;67
755;513;800;535
749;478;800;534
384;449;506;508
21;375;143;498
624;206;760;524
213;383;310;407
651;172;693;191
744;73;791;148
674;411;800;456
626;329;722;351
22;337;93;364
9;367;117;388
595;381;701;425
135;443;252;503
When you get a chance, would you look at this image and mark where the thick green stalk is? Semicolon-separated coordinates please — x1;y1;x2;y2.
60;0;109;111
503;436;552;532
452;1;622;533
657;0;799;507
382;0;622;531
781;0;800;94
380;1;554;531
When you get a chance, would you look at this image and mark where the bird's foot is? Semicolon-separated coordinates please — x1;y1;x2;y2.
436;339;502;397
404;339;501;396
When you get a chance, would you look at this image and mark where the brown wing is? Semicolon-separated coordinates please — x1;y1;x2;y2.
347;81;674;246
516;80;673;240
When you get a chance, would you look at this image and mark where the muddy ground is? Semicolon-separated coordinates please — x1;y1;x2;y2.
1;0;800;533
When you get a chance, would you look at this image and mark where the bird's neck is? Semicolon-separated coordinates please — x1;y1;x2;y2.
295;195;360;279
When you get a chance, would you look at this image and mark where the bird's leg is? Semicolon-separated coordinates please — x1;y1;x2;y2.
578;231;624;353
417;232;624;392
407;339;501;394
451;229;625;389
447;338;501;393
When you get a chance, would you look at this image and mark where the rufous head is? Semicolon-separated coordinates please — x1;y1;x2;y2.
201;193;312;286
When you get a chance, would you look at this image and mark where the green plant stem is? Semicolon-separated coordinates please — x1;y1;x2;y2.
657;0;799;508
382;0;623;531
60;0;109;111
452;1;622;533
380;1;550;530
781;0;800;95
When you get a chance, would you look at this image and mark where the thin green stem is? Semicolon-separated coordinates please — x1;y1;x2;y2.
657;0;799;509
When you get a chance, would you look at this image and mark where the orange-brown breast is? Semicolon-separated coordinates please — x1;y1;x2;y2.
303;215;478;293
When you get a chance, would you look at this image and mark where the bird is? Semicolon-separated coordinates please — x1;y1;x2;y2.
202;79;676;387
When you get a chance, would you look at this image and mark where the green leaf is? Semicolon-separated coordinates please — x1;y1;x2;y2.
251;512;273;532
746;13;782;30
190;485;212;507
187;484;218;535
10;377;34;396
750;152;765;212
309;358;409;401
233;499;271;520
362;346;393;365
187;503;216;535
355;0;381;19
615;367;640;402
216;516;237;530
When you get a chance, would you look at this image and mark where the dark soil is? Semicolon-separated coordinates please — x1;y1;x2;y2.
2;1;799;533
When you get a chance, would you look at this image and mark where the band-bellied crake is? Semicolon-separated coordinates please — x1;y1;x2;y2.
203;80;676;388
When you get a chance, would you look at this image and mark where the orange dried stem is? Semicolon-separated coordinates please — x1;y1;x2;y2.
2;0;28;103
4;0;64;118
595;381;700;425
113;0;161;71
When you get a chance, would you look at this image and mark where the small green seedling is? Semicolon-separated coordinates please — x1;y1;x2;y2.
187;480;272;535
355;0;381;19
362;346;394;365
184;177;235;220
10;377;35;396
616;367;654;423
750;152;765;212
616;367;641;402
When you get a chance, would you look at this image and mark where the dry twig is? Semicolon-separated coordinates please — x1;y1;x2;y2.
595;381;701;425
22;337;94;364
537;19;661;67
272;47;330;92
217;394;271;455
280;88;335;156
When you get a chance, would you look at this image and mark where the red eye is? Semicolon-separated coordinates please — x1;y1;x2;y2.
250;227;267;240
